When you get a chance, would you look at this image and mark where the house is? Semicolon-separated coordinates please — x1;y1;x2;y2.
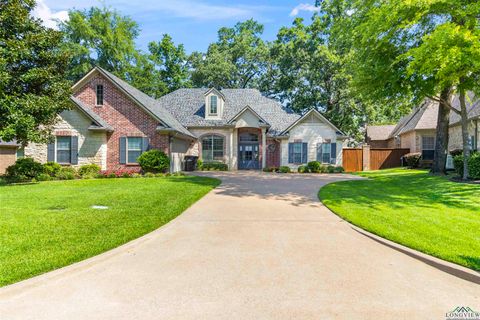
366;95;480;162
365;125;396;148
1;67;347;173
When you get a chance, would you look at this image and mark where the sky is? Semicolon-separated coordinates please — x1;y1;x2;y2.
32;0;320;53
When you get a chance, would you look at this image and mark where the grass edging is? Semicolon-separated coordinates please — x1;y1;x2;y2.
318;168;480;271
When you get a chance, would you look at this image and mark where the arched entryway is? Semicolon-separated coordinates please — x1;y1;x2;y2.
238;131;260;170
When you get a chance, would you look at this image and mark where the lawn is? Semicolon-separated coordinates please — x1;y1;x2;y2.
0;176;220;287
319;168;480;271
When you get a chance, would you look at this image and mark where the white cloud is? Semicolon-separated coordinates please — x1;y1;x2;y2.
289;3;320;17
32;0;69;29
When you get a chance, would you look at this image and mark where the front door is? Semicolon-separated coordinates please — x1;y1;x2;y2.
238;143;260;170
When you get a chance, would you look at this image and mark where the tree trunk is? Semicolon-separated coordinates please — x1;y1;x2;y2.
459;89;470;180
432;87;452;174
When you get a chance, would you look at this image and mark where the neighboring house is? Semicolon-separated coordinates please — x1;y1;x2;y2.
366;95;480;162
365;125;396;148
0;140;21;174
1;67;347;173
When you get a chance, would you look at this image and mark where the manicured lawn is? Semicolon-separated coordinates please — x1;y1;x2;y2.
0;176;219;286
319;168;480;270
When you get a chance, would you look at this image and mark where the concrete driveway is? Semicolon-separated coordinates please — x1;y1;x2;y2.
0;171;479;319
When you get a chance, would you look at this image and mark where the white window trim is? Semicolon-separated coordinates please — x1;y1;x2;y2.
55;136;72;164
95;84;104;106
126;137;143;165
317;143;332;164
205;94;222;119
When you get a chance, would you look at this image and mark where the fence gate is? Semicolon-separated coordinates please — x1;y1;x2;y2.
342;147;410;172
342;148;363;172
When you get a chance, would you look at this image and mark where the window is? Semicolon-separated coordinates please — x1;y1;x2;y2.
56;136;71;164
239;133;258;142
127;137;142;163
16;147;25;159
289;142;307;164
202;135;224;161
469;135;476;150
209;95;217;115
317;143;331;164
421;136;435;160
96;84;104;105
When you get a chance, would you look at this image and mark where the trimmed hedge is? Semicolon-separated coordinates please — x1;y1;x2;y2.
307;161;321;173
403;153;421;168
137;149;170;173
454;153;480;179
279;166;291;173
199;162;228;171
5;158;44;182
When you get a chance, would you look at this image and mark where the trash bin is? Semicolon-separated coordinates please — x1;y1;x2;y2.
184;156;198;171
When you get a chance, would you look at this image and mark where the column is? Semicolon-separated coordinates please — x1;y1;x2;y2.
261;127;267;169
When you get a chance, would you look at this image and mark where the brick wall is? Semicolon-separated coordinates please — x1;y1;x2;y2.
0;147;16;174
266;138;280;167
74;73;169;170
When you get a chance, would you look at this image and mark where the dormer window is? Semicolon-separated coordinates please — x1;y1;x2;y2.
210;95;218;115
96;84;104;106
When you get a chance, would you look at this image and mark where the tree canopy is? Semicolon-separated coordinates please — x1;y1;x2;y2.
0;0;71;145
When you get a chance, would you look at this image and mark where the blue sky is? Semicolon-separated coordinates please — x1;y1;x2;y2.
33;0;319;53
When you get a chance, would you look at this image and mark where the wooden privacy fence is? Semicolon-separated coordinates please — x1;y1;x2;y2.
343;147;410;172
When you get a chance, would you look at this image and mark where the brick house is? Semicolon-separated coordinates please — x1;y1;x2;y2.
365;95;480;163
1;67;348;173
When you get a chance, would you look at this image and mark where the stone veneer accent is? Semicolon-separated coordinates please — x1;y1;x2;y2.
25;108;107;169
73;73;169;170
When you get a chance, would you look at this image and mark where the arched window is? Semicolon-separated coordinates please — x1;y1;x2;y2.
202;135;224;161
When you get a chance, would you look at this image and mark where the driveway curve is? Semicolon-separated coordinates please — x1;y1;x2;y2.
0;172;478;319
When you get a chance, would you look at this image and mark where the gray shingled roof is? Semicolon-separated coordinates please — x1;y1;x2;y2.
366;125;396;140
157;88;300;136
449;93;480;125
70;96;113;131
389;100;438;138
0;139;19;147
97;67;194;138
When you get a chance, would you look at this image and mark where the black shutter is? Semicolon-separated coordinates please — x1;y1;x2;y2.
47;141;55;162
119;137;126;164
330;142;337;164
288;143;293;163
302;143;308;163
142;137;149;153
71;136;78;165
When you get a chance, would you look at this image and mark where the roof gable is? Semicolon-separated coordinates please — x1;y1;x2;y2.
227;105;270;126
281;109;345;136
72;67;194;138
70;96;113;131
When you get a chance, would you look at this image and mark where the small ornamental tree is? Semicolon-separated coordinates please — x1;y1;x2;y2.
137;150;170;173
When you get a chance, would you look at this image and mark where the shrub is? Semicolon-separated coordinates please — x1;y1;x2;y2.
453;154;465;177
468;153;480;179
319;165;328;173
43;162;62;177
279;166;291;173
297;165;308;173
196;159;203;170
263;166;278;172
144;172;156;178
155;173;165;177
334;166;345;173
131;173;142;178
403;153;422;168
36;173;52;181
200;162;228;171
307;161;321;173
137;149;170;173
56;167;77;180
78;164;101;177
5;158;44;182
326;165;335;173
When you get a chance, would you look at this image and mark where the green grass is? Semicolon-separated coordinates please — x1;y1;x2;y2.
319;168;480;270
0;176;220;286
